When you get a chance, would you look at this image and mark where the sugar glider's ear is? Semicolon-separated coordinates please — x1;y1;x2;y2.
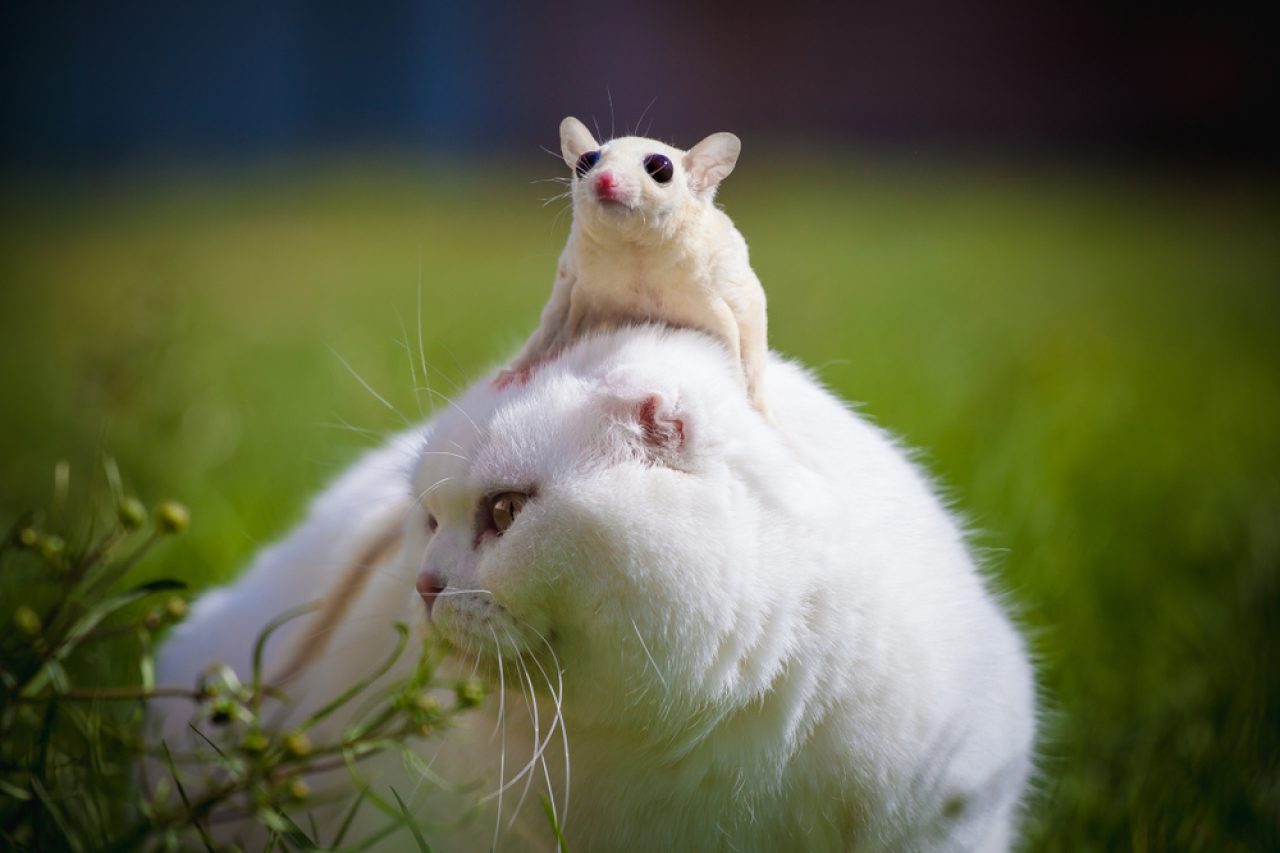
560;117;599;171
683;132;741;195
602;384;692;467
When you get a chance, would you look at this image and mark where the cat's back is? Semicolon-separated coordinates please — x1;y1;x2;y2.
761;355;1037;850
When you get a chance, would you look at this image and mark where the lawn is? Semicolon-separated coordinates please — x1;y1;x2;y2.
1;156;1276;850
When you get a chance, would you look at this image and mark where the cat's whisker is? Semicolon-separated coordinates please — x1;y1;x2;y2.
433;588;494;598
414;476;455;504
524;624;569;828
488;625;509;851
310;418;387;437
418;386;482;438
631;618;669;693
532;657;559;828
478;635;566;810
393;307;427;421
413;264;438;416
417;450;471;462
327;345;412;427
506;632;541;831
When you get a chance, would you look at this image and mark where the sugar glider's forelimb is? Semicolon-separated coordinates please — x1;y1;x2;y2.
501;260;577;384
732;277;770;418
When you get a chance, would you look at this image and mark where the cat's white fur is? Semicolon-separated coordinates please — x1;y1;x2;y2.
153;325;1036;851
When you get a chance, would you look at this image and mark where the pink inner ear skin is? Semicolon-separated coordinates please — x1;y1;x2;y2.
637;395;685;450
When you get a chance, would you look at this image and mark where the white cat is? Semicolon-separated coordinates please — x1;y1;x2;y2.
153;325;1036;851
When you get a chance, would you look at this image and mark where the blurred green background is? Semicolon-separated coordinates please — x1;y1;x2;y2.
2;156;1277;850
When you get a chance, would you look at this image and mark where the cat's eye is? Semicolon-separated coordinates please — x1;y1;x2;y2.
644;154;674;184
489;492;527;534
575;151;600;177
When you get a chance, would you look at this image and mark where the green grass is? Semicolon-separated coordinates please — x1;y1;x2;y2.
2;157;1277;850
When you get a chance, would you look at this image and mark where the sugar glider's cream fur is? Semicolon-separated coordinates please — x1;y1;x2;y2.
505;117;770;416
154;326;1036;851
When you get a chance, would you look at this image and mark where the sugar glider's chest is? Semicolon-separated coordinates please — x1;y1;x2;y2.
579;251;712;310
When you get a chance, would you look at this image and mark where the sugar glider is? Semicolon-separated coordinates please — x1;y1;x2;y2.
503;116;771;416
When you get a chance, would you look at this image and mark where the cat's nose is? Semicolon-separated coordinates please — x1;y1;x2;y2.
417;569;445;618
595;170;621;201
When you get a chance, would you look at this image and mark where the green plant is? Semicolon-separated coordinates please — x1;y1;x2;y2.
0;462;481;851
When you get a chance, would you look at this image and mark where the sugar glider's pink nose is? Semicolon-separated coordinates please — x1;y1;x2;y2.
417;569;445;617
595;170;620;201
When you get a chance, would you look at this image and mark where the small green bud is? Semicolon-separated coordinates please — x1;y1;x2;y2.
210;698;236;725
39;535;66;562
14;605;42;636
164;596;188;620
154;501;190;534
286;778;310;800
414;692;441;715
455;678;485;709
119;497;147;530
17;527;39;548
143;610;163;630
240;730;269;755
283;731;312;758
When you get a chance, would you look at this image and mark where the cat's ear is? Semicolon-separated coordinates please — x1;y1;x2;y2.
603;387;691;465
632;393;686;454
560;116;599;171
683;132;740;195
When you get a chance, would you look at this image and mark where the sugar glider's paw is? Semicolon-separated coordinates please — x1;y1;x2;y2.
752;394;775;424
746;376;774;423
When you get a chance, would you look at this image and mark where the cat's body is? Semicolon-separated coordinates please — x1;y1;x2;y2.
154;326;1036;851
504;118;770;415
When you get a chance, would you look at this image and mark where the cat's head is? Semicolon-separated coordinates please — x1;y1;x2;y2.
559;116;740;243
404;327;784;728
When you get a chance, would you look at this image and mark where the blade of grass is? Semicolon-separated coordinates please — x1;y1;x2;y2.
541;794;570;853
160;739;216;852
29;776;85;853
251;603;318;715
330;788;368;849
301;624;409;732
390;787;432;852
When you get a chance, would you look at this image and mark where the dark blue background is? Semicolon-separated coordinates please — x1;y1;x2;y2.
3;0;1273;172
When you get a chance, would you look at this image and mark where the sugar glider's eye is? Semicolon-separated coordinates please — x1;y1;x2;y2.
489;492;528;534
425;513;438;533
644;154;674;184
575;151;600;178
